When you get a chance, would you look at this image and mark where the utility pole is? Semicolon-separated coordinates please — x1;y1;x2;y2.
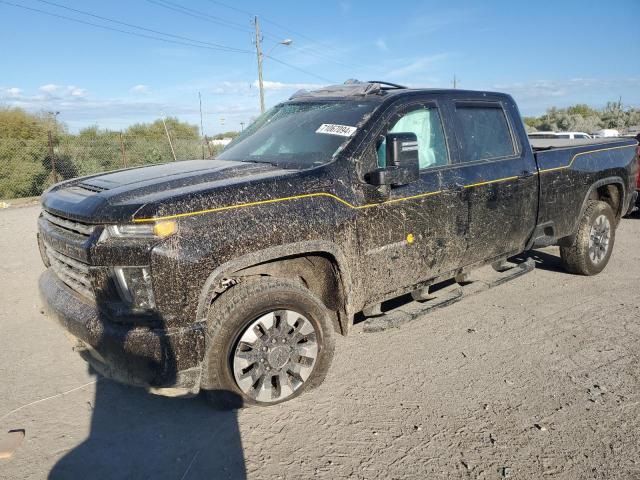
254;16;265;113
240;122;245;132
452;74;458;89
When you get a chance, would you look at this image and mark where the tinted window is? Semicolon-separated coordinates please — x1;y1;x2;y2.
557;134;571;139
377;107;448;169
455;104;515;162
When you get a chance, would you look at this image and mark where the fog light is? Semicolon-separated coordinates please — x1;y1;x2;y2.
113;267;156;311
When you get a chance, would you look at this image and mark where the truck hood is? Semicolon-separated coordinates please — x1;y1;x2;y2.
41;159;293;223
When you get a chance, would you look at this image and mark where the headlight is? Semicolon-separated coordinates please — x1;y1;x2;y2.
113;267;156;311
99;220;176;242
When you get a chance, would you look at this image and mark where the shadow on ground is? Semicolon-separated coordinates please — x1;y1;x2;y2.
49;375;246;479
625;208;640;220
41;277;247;480
514;249;565;273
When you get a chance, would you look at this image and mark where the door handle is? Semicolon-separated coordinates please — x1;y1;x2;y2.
518;170;535;180
447;182;465;193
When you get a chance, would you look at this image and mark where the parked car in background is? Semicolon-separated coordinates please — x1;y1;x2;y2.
636;133;640;207
528;131;592;140
592;129;620;138
528;131;558;139
555;132;592;139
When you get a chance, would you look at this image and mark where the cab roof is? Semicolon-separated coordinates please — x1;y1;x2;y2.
288;80;503;102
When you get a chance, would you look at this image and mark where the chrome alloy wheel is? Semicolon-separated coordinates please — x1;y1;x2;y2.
588;214;611;264
232;310;319;403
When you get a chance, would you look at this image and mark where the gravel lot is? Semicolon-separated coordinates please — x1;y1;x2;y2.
1;204;639;479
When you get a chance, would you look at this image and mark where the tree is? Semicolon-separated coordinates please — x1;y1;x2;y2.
212;131;240;140
525;102;640;134
0;107;66;139
125;117;199;140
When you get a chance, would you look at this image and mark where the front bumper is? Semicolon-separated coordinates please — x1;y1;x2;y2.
39;269;205;394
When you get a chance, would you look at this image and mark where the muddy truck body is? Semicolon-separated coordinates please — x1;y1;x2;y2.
38;82;639;407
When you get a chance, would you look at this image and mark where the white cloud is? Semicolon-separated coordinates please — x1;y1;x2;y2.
67;86;87;97
386;53;450;78
37;84;87;98
488;78;640;115
256;81;325;91
375;38;388;52
5;87;21;97
130;84;150;94
39;83;60;94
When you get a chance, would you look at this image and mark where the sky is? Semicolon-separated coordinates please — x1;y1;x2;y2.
0;0;639;134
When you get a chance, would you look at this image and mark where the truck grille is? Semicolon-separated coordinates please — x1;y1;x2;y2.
43;240;94;300
42;211;96;238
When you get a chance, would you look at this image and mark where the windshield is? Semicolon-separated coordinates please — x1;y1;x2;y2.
216;100;378;169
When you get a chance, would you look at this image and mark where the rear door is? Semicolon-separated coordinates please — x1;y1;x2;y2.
445;97;539;265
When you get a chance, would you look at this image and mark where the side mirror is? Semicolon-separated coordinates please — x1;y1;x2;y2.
366;132;419;186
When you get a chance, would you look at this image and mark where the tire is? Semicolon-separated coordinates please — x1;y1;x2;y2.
202;277;335;409
560;200;616;276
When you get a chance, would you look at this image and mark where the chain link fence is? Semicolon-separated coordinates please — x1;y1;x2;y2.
0;132;222;200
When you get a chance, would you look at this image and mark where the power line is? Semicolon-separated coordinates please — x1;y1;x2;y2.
265;55;334;84
0;0;335;83
145;0;253;35
0;0;252;53
149;0;359;70
202;0;254;17
33;0;250;52
201;0;343;56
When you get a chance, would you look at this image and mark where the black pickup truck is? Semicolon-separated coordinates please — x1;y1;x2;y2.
38;82;639;408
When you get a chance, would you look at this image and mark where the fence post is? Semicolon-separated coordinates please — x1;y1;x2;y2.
204;135;213;157
47;130;58;183
119;132;128;168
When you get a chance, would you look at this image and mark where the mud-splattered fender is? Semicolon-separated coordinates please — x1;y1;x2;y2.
193;240;355;335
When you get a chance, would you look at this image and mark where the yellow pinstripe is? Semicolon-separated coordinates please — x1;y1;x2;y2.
133;144;636;223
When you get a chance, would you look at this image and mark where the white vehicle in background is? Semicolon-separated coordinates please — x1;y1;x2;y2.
528;131;557;139
554;131;592;139
528;131;592;140
592;129;620;138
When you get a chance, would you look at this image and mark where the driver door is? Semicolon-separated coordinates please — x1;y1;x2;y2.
354;98;468;302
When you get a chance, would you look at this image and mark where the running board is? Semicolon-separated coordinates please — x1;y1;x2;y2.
363;258;535;333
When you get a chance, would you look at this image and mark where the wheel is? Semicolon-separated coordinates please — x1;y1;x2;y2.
202;277;335;409
560;200;616;276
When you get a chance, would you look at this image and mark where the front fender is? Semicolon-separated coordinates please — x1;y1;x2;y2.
194;240;355;334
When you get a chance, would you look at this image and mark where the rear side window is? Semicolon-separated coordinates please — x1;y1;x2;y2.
455;104;515;162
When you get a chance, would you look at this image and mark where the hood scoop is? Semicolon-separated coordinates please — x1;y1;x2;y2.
76;182;107;193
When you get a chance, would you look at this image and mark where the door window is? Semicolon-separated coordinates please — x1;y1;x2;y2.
377;107;448;169
455;104;515;162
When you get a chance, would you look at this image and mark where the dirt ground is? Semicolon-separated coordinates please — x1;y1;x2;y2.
1;204;639;480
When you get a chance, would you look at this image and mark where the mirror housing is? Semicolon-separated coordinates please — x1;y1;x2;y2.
366;132;419;186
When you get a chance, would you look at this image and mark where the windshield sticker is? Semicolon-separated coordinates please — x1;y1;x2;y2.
316;123;357;137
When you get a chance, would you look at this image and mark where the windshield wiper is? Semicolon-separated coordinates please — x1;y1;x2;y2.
240;159;282;168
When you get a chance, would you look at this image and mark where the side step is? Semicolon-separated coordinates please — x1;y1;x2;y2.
363;258;535;333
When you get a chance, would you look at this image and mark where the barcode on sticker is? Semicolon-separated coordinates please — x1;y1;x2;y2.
316;124;357;137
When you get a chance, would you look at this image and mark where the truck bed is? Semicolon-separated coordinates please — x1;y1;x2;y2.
529;137;628;151
530;136;638;245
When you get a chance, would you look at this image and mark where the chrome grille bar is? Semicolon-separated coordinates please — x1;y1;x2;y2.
42;211;96;237
43;240;94;299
